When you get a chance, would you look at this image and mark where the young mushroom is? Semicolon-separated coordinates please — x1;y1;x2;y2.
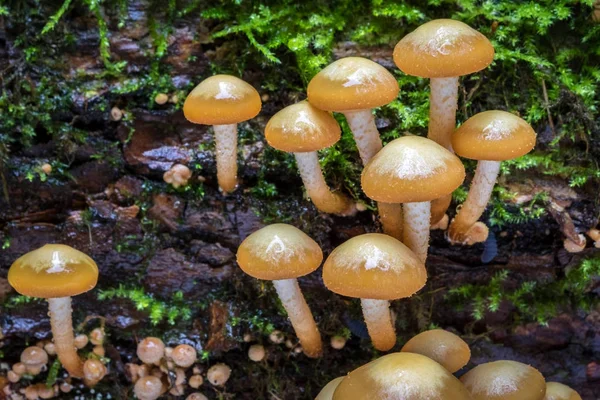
183;75;262;193
332;352;471;399
316;377;344;400
20;347;49;375
171;344;197;368
83;359;107;387
137;337;165;365
236;224;323;358
401;329;470;373
163;164;192;188
265;100;356;215
307;57;403;238
544;382;582;400
8;244;99;378
460;360;546;400
449;111;536;245
207;363;231;386
361;136;465;262
134;376;166;400
323;233;427;351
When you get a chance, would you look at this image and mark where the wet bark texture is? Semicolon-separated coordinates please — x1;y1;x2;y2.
1;2;599;399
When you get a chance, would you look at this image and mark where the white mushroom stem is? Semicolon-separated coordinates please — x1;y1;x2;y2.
378;202;403;240
294;152;356;216
403;201;431;263
428;77;459;151
47;297;83;378
449;160;499;244
212;124;238;193
272;279;322;358
360;299;396;351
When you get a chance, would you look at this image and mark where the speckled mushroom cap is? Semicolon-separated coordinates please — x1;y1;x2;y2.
8;244;99;298
361;136;465;203
460;360;546;400
264;100;341;153
332;352;472;400
323;233;426;300
183;75;261;125
401;329;471;373
393;19;494;78
307;57;399;112
316;377;345;400
451;110;536;161
236;224;323;280
544;382;582;400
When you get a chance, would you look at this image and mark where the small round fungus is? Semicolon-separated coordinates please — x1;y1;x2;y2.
207;363;232;386
134;376;165;400
21;347;49;375
137;337;165;365
330;336;347;350
248;344;265;362
82;359;107;387
400;329;471;373
544;382;582;400
171;344;197;368
163;164;192;188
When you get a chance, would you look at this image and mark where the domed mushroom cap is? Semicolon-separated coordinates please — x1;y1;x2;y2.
544;382;582;400
236;224;323;280
333;352;471;400
401;329;470;373
393;19;494;78
361;136;465;203
307;57;399;112
8;244;99;298
316;377;344;400
323;233;426;300
183;75;261;125
460;360;546;400
452;111;536;161
265;101;341;153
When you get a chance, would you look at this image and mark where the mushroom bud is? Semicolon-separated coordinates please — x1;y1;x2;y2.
237;224;323;358
449;111;536;245
316;377;344;400
460;360;546;400
163;164;192;188
83;359;107;387
171;344;197;368
265;100;356;216
8;244;99;378
134;376;166;400
137;337;165;365
544;382;582;400
400;329;470;373
248;344;265;362
323;233;426;351
20;347;49;375
207;363;231;386
183;75;262;193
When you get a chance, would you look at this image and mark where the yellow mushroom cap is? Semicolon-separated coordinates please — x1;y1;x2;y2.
393;19;494;78
460;360;546;400
183;75;261;125
544;382;582;400
361;136;465;203
8;244;99;298
333;352;471;400
265;101;341;153
323;233;426;300
236;224;323;280
316;377;344;400
452;110;536;161
307;57;399;112
400;329;471;373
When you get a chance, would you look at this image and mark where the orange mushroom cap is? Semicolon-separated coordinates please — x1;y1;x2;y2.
400;329;470;373
323;233;426;300
393;19;494;78
8;244;98;298
544;382;582;400
265;100;341;153
236;224;323;280
183;75;261;125
361;136;465;203
451;110;536;161
307;57;399;112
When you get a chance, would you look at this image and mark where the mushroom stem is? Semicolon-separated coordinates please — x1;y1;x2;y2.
47;297;83;378
212;124;238;193
360;299;396;351
272;279;322;358
342;109;382;165
449;160;499;244
403;201;431;263
428;77;459;151
378;202;403;240
294;152;356;216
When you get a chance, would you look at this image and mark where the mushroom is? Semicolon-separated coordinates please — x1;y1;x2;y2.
448;111;536;245
330;336;346;350
248;344;265;362
154;93;169;105
400;329;470;373
265;100;356;215
187;393;208;400
316;377;344;400
460;360;546;400
171;344;197;368
82;359;107;387
134;376;166;400
20;347;49;375
237;224;324;357
74;334;88;349
544;382;582;400
307;57;403;238
332;352;471;399
393;19;494;224
586;228;600;248
323;233;426;351
163;164;192;188
183;75;262;193
189;375;204;389
8;244;99;378
563;234;586;253
137;337;165;365
207;363;231;386
361;136;465;262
